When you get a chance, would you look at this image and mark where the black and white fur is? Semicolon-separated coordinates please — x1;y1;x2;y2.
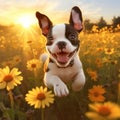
36;6;85;97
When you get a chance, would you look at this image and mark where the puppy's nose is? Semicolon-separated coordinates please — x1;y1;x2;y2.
57;41;67;50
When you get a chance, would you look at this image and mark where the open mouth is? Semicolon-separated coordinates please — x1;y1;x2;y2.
51;50;76;65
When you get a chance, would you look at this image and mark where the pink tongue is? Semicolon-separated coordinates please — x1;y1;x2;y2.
57;54;69;63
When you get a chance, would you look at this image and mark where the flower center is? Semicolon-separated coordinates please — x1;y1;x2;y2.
37;93;46;100
98;106;111;116
107;48;111;53
3;74;13;82
31;63;36;68
15;58;20;62
93;92;99;97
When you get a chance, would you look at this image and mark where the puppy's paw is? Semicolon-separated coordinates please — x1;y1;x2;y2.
53;83;69;97
40;53;48;63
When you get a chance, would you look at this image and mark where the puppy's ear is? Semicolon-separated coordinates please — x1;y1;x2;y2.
69;6;83;33
36;11;53;36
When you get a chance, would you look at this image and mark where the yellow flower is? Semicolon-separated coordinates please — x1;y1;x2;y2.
87;69;98;81
86;102;120;120
2;60;14;68
13;55;21;64
0;66;23;91
95;58;103;68
27;59;41;71
92;25;99;33
88;85;106;102
96;47;103;52
104;48;114;55
25;86;54;109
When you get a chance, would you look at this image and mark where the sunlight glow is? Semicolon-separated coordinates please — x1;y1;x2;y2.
17;14;35;28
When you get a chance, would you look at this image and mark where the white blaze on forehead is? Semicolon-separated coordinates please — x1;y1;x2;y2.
52;24;65;37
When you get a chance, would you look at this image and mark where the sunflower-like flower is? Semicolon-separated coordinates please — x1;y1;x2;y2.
104;48;114;55
87;68;98;81
88;85;106;102
86;102;120;120
27;59;41;71
25;86;54;109
92;25;99;33
13;55;21;64
2;60;14;68
0;66;23;91
95;58;103;68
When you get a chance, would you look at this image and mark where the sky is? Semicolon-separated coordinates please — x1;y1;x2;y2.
0;0;120;25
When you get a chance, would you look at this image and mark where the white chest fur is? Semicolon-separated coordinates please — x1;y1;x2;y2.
46;55;82;83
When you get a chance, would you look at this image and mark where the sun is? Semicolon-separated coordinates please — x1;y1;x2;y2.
17;14;36;28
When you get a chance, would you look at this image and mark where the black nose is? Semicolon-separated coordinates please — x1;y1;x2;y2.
57;41;67;50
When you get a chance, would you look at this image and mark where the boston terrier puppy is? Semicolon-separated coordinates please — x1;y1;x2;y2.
36;6;85;97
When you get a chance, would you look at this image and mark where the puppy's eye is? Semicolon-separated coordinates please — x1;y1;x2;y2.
47;36;54;45
48;36;54;40
69;34;76;40
47;40;53;45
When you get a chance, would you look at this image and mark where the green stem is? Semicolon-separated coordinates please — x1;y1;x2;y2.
8;90;14;109
118;80;120;105
29;45;35;58
34;69;37;78
8;90;15;119
41;108;44;120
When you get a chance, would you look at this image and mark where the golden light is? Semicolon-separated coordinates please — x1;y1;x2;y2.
17;14;36;28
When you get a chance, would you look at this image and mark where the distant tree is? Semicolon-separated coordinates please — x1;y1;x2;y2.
112;16;120;27
97;17;107;29
84;19;94;32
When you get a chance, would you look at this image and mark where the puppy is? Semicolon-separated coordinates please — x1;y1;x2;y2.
36;6;85;97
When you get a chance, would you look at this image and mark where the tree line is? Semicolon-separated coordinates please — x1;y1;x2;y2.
0;16;120;33
84;16;120;32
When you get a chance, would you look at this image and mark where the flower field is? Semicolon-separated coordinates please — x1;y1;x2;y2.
0;24;120;120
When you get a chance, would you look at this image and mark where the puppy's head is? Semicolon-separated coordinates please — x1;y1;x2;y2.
36;6;83;67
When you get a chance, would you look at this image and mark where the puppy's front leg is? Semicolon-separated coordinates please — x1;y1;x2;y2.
44;74;69;97
72;68;85;91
